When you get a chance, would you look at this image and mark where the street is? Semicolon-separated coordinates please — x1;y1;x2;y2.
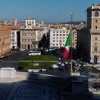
0;50;29;68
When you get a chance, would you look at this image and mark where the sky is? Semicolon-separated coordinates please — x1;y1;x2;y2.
0;0;100;23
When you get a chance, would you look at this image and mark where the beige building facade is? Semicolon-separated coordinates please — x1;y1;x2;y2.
87;3;100;63
20;17;45;50
0;28;11;56
20;29;44;50
50;27;77;48
20;29;38;50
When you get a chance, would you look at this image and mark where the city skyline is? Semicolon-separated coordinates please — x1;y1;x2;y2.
0;0;100;23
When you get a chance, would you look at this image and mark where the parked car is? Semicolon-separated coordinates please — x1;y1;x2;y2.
0;56;5;59
28;51;41;56
93;83;100;88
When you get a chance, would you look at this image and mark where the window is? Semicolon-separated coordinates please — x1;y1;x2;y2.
95;19;98;23
12;39;14;42
95;11;99;17
95;37;97;40
12;32;14;34
56;34;58;36
94;47;97;52
59;40;61;42
95;26;97;29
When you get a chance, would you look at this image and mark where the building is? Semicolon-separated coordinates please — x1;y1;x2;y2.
25;18;36;29
77;28;90;61
11;29;20;50
20;28;45;50
77;3;100;63
87;3;100;63
12;18;17;26
0;28;11;56
50;27;77;48
20;17;47;50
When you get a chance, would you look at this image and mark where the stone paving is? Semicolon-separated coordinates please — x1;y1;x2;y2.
0;83;14;100
0;81;66;100
0;80;98;100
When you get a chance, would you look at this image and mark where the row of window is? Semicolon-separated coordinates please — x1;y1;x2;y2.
53;34;68;36
26;20;34;24
51;44;65;46
51;43;76;46
53;31;69;33
53;40;65;42
52;37;76;40
53;37;67;39
22;39;33;42
22;33;35;36
21;44;32;48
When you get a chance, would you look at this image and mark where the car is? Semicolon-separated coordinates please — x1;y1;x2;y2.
32;69;40;72
28;69;40;73
52;64;59;68
0;55;8;59
28;51;41;56
93;83;100;88
41;69;47;71
0;56;5;59
28;69;33;73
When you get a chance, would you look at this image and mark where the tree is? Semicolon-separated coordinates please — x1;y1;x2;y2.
38;34;49;48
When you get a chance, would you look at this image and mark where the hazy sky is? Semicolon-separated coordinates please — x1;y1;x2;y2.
0;0;100;22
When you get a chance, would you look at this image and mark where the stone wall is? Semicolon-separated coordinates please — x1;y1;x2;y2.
0;68;16;78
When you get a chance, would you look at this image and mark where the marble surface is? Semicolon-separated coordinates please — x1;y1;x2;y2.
0;81;66;100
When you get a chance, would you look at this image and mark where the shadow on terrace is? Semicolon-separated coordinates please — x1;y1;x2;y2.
0;67;96;100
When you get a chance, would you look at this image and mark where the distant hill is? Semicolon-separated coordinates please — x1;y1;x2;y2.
45;21;86;25
62;21;86;25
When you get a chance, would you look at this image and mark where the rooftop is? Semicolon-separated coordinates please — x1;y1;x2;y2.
26;17;35;20
93;3;100;6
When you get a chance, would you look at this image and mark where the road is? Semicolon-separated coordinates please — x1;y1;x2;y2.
0;50;29;68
